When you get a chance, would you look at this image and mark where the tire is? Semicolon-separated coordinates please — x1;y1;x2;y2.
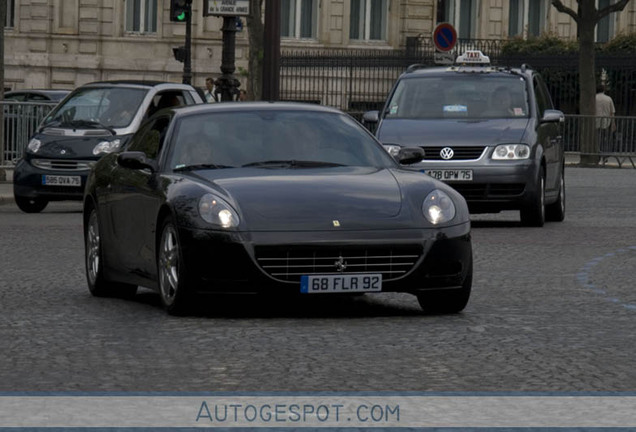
417;261;472;314
15;196;48;213
85;207;137;298
520;167;545;227
157;217;193;315
546;168;566;222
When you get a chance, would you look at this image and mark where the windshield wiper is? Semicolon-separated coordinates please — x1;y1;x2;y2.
174;163;233;172
242;160;345;168
66;120;116;135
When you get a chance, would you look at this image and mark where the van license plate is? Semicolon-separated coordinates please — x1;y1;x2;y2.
424;169;473;181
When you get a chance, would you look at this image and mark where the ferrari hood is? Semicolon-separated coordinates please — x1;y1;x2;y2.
189;167;407;230
377;118;530;147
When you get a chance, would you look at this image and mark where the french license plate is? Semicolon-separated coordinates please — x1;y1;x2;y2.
300;274;382;294
424;169;473;181
42;175;81;187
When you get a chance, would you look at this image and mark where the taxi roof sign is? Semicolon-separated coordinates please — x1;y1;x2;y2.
455;50;491;65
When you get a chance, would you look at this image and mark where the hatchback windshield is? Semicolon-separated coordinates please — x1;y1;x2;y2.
385;75;529;120
169;110;396;169
43;87;147;128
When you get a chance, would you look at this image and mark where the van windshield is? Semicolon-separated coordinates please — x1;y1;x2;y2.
385;75;530;120
43;87;147;128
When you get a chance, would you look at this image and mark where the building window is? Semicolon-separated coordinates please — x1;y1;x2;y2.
281;0;317;39
350;0;387;41
125;0;157;33
527;0;547;37
436;0;476;39
508;0;524;37
5;0;15;28
596;0;615;42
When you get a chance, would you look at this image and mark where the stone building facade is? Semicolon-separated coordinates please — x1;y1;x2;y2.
4;0;636;92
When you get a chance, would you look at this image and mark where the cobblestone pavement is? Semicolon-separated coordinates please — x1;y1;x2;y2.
0;167;635;392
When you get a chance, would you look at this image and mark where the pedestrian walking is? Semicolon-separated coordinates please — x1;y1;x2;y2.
595;83;616;153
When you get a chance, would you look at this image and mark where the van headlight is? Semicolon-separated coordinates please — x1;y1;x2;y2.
93;139;121;155
423;190;456;225
383;144;401;157
27;138;42;153
492;144;530;160
199;193;240;228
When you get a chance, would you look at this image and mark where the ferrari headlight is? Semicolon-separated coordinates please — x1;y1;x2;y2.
27;138;42;153
492;144;530;160
198;193;240;228
383;144;401;157
93;139;121;155
423;189;456;225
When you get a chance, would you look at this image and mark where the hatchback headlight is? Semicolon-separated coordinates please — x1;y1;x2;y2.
423;189;456;225
27;138;42;153
492;144;530;160
93;139;121;155
383;144;401;157
199;193;240;228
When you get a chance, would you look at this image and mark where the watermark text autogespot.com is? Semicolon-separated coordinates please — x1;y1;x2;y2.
196;400;400;424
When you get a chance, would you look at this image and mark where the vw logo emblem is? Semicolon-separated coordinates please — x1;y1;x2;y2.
440;147;454;160
60;149;66;155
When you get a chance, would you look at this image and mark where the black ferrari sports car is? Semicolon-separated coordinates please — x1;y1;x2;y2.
83;102;473;315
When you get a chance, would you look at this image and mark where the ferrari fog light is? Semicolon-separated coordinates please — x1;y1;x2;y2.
492;144;530;160
27;138;42;153
93;139;121;155
199;194;239;228
423;189;456;225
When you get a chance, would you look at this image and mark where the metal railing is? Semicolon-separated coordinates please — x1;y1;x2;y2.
1;101;56;167
563;114;636;168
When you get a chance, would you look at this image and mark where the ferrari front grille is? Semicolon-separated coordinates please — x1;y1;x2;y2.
255;245;422;283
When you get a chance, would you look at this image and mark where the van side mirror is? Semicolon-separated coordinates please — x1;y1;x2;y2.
541;109;564;124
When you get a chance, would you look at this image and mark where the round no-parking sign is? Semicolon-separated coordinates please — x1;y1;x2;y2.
432;23;457;52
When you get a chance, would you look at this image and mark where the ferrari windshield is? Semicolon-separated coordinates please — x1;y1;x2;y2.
169;110;396;170
43;87;147;128
385;75;530;120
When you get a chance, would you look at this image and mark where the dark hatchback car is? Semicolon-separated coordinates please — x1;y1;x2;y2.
83;102;473;315
12;81;204;213
364;51;566;227
3;90;71;163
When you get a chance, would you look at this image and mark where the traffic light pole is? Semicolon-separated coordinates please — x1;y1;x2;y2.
183;0;192;85
215;16;241;102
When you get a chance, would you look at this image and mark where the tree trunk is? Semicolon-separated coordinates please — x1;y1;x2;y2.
578;1;599;165
246;0;264;101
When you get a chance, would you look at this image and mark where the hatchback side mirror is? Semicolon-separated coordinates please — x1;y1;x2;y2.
362;110;380;123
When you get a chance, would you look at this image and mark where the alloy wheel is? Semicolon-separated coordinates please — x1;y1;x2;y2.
159;224;180;306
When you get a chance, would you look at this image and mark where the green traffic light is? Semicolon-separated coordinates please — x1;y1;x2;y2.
177;11;186;21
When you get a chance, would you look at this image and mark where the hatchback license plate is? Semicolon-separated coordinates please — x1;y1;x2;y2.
424;169;473;181
300;274;382;294
42;175;81;187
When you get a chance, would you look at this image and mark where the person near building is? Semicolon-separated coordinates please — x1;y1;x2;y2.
204;77;218;103
595;83;616;154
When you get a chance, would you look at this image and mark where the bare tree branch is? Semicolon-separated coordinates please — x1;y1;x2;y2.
597;0;631;21
551;0;580;22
